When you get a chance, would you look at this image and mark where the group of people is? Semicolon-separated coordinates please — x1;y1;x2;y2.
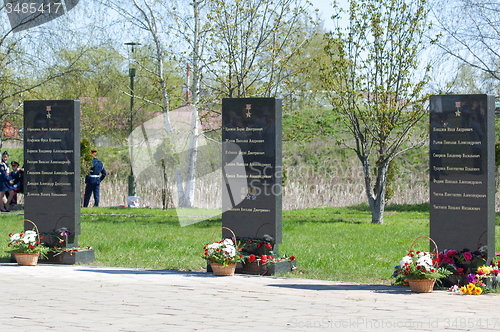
0;151;23;212
0;148;106;211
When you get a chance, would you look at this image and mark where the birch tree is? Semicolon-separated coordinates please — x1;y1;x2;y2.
321;0;433;224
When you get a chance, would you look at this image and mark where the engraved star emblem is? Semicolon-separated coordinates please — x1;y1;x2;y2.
46;105;52;118
246;104;251;117
455;109;461;117
246;110;251;118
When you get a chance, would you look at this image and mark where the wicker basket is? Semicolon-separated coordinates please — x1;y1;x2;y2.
14;253;40;266
408;278;436;293
407;236;439;293
211;263;236;276
242;260;262;274
207;227;238;276
11;219;42;266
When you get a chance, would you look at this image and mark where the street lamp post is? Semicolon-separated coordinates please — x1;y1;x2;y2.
125;42;140;197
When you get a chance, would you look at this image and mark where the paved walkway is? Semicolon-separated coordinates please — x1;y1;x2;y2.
1;263;499;332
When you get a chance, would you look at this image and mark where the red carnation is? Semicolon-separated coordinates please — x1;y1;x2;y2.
8;233;12;236
266;243;272;249
205;252;208;256
422;270;426;273
417;266;421;270
260;255;267;263
404;272;408;275
29;245;35;250
249;254;256;263
290;256;295;261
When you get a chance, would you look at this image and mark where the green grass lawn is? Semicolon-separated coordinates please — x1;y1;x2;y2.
1;204;500;285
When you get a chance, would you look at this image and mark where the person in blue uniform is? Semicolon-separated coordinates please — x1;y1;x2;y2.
10;161;23;206
83;149;106;207
0;151;14;212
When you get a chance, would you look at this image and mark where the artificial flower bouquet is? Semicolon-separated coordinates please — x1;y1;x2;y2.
449;274;488;295
202;238;244;267
246;253;296;265
393;250;451;285
437;248;486;275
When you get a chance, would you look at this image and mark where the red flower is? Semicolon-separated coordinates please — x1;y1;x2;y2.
290;256;295;261
267;255;273;259
36;241;39;244
230;257;234;260
266;243;272;249
216;248;220;252
431;269;435;273
239;254;242;258
249;254;256;263
456;268;464;275
225;252;228;255
29;245;35;250
404;271;408;275
205;252;208;256
260;255;267;263
8;233;12;236
422;270;426;273
258;241;264;248
41;236;44;239
247;239;252;243
416;251;420;254
416;266;421;270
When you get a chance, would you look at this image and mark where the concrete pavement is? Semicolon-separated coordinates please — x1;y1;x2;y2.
1;263;499;331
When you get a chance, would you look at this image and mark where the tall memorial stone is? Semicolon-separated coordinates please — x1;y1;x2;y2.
222;98;282;247
429;94;495;262
24;100;92;264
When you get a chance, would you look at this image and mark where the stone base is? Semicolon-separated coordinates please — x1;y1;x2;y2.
39;250;95;265
207;260;296;276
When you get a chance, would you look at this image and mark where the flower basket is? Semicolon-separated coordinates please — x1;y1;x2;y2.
407;236;439;293
203;227;243;276
211;262;237;276
8;219;48;266
393;236;451;292
408;278;436;293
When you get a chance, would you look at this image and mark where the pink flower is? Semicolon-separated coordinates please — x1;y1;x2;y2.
443;256;454;265
463;252;472;261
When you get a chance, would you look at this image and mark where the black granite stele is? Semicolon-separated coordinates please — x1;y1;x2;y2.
429;95;495;263
221;98;282;248
23;100;92;264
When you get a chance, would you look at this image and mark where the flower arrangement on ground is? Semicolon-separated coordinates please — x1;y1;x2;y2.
437;249;486;275
393;250;451;285
449;274;488;295
7;230;50;258
43;227;94;257
202;238;244;267
247;253;296;265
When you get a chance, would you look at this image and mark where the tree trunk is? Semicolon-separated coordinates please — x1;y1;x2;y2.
361;156;388;225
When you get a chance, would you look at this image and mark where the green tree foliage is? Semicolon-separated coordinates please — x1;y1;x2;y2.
80;137;94;178
321;0;433;224
202;0;315;103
